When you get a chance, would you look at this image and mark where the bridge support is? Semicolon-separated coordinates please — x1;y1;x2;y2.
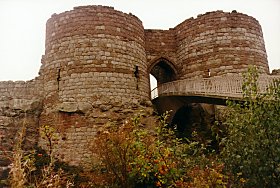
152;96;216;133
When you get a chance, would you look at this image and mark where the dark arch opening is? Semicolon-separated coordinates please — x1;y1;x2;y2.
171;104;216;142
171;104;193;138
149;58;177;85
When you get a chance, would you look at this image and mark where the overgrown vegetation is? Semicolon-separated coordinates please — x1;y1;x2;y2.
220;66;280;187
5;66;280;187
90;112;232;187
8;125;74;188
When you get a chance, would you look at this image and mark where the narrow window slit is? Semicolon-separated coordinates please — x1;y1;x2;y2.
57;68;61;91
134;65;140;90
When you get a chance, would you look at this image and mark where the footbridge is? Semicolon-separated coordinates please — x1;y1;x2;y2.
151;75;280;125
151;75;280;101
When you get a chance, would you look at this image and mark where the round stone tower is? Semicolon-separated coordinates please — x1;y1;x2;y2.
175;10;269;79
39;5;150;166
41;5;149;109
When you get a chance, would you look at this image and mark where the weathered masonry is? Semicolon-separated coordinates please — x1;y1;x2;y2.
0;5;270;167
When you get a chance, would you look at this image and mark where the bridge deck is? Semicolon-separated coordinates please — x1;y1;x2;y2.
151;75;280;100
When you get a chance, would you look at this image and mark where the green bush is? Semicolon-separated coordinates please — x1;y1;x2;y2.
220;66;280;187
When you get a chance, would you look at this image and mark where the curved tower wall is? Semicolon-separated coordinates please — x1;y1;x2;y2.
174;11;269;79
39;6;150;166
41;6;148;108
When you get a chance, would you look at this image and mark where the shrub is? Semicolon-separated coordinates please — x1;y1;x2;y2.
91;111;230;187
220;66;280;187
8;125;74;188
8;126;30;188
175;162;234;188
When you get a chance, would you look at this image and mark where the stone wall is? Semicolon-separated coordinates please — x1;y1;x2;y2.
0;78;43;178
145;29;177;69
39;99;153;166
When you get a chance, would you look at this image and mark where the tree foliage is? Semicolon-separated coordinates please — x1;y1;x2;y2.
221;66;280;187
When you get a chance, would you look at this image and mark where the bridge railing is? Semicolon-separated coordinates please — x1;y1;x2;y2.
151;75;280;100
151;87;158;99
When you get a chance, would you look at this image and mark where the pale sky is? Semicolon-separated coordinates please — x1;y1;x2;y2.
0;0;279;81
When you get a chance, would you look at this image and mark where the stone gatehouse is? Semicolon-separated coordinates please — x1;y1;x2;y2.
0;5;269;167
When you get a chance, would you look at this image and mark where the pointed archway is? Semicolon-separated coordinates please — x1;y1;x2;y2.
149;57;177;85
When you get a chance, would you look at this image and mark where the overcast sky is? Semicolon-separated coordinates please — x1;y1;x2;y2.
0;0;279;81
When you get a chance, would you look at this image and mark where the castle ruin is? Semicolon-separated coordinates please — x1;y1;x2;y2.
0;5;269;167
